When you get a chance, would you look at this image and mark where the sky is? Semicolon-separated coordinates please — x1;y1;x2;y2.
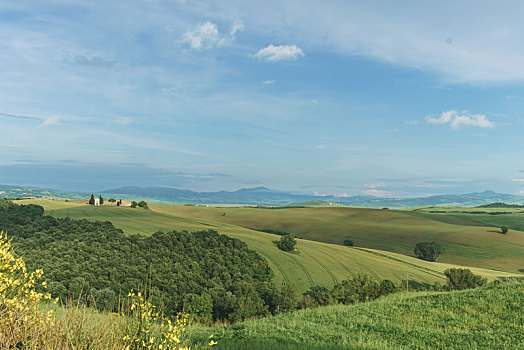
1;0;524;196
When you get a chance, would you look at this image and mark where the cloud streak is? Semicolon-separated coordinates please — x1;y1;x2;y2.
426;110;495;130
39;116;61;128
254;44;304;62
181;21;242;50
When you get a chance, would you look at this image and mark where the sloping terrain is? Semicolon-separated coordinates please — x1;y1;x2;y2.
147;204;524;273
18;199;522;294
190;283;524;349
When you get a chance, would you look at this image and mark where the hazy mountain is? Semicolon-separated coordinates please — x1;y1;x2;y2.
2;185;524;208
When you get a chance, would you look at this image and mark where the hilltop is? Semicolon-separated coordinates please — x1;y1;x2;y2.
3;184;524;208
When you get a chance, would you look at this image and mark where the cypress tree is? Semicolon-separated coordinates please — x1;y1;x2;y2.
89;194;95;205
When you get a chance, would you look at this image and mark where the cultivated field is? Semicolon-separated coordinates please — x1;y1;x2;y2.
147;204;524;273
16;199;523;294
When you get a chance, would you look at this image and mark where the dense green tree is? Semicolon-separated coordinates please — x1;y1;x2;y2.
137;201;148;209
500;226;508;234
89;194;95;205
414;241;442;262
130;201;138;208
444;268;487;290
343;239;354;246
99;195;104;205
277;235;296;252
0;199;279;323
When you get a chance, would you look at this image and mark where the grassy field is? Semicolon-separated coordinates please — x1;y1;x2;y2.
14;199;522;295
189;283;524;349
145;204;524;273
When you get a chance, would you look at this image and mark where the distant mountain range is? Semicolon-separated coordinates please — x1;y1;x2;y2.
2;184;524;208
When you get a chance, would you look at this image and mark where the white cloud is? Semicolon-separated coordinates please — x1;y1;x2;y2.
404;120;420;125
181;21;243;50
315;144;325;150
361;189;393;197
364;183;386;189
262;80;276;85
38;116;61;128
511;178;524;183
229;21;244;38
426;110;495;130
254;44;304;62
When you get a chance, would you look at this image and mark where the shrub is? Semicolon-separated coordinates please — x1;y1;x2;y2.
130;201;138;208
0;231;61;348
379;279;397;295
343;239;354;246
277;234;296;252
137;200;148;209
414;241;442;262
444;268;487;290
500;226;508;234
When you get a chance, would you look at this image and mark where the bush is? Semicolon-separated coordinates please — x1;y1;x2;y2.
414;241;442;262
343;239;354;246
130;201;137;208
444;268;487;290
277;235;296;252
500;226;508;234
137;200;148;209
379;279;397;295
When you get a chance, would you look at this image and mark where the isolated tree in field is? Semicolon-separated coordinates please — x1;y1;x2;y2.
343;239;354;247
500;226;508;234
414;241;442;262
138;200;148;209
444;268;487;290
108;198;116;203
89;194;95;205
277;234;296;252
99;195;104;205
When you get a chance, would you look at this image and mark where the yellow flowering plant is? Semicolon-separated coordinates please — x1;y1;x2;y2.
121;289;217;350
0;230;61;348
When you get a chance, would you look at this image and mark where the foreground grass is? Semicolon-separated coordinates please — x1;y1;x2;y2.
190;283;524;349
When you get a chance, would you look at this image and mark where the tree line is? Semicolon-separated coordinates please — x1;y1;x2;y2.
0;199;293;323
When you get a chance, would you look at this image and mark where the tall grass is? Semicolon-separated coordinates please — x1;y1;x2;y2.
190;283;524;349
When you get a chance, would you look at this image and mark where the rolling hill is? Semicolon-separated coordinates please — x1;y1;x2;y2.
15;199;523;295
189;283;524;349
4;184;524;208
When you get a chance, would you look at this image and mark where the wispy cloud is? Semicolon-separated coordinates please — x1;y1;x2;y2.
38;116;61;128
254;44;304;62
404;120;419;125
262;80;276;85
426;110;495;130
181;21;242;50
73;55;116;68
361;189;393;197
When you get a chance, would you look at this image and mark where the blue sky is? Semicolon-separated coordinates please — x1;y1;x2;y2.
1;0;524;196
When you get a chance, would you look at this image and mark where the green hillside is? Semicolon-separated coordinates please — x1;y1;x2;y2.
145;204;524;273
190;283;524;349
17;199;522;295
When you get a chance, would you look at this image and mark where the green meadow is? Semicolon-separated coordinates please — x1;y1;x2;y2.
189;283;524;349
15;199;523;295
